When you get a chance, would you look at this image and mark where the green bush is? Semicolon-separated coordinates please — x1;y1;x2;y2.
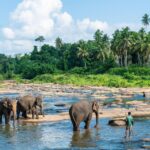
68;67;87;74
108;67;150;76
0;74;4;81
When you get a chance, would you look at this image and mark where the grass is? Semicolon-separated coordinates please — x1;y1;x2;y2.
1;67;150;88
32;73;150;87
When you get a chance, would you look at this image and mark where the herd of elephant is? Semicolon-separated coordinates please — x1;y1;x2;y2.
0;95;100;131
0;95;44;126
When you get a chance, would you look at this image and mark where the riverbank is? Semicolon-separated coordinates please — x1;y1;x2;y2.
19;104;150;123
0;80;150;97
0;81;150;124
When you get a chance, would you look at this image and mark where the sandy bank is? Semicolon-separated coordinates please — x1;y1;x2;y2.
19;106;150;123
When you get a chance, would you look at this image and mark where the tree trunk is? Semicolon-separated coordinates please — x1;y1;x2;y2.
124;50;128;68
137;52;141;66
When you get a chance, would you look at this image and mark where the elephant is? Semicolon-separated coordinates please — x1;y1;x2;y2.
17;95;44;119
69;101;99;131
0;98;15;125
11;100;17;125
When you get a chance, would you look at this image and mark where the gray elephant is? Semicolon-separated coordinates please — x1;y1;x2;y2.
17;95;44;119
69;101;99;131
0;98;15;125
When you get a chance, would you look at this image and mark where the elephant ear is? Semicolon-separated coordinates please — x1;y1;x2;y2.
35;95;42;105
92;101;97;112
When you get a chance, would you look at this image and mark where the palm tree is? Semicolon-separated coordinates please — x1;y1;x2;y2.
111;27;131;67
35;36;45;50
77;40;89;69
119;27;132;67
142;13;150;29
94;30;110;63
55;37;63;49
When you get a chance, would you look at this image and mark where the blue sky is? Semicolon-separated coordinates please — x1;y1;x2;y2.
0;0;149;26
0;0;149;55
62;0;149;23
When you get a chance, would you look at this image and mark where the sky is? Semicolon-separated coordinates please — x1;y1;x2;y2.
0;0;149;55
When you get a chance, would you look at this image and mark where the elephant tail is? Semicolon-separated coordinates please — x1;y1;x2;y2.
69;106;77;127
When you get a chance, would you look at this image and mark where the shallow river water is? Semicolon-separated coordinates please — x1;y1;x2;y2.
0;93;149;150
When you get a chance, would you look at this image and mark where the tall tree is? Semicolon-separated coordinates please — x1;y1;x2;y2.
94;30;110;63
35;35;45;50
77;40;89;69
142;13;150;29
55;37;63;49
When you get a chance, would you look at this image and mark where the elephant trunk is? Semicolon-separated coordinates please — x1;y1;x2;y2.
95;111;99;128
13;110;16;126
40;105;44;117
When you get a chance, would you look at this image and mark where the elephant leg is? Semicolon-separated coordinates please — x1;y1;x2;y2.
7;111;11;124
22;111;27;118
73;120;80;131
70;114;79;131
35;107;39;119
84;114;92;129
5;113;9;124
72;121;80;131
24;111;28;119
0;114;2;124
17;109;20;119
32;107;35;119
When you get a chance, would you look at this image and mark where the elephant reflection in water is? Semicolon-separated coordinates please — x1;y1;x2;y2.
70;129;100;148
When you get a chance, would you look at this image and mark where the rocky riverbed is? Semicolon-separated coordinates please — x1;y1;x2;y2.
0;81;150;149
0;81;150;123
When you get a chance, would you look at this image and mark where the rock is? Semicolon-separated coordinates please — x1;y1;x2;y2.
54;103;66;107
114;98;123;104
141;145;150;149
142;138;150;142
108;118;126;126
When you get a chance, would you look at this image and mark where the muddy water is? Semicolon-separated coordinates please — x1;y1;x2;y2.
0;93;149;149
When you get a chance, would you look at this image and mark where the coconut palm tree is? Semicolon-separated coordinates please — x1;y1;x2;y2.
55;37;63;49
77;40;89;69
93;30;110;63
142;13;150;29
111;27;132;67
35;36;45;50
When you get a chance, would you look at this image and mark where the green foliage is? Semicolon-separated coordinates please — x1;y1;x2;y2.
0;74;4;81
68;67;87;74
1;15;150;88
108;67;150;76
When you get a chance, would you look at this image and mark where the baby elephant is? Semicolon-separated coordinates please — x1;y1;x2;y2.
69;101;99;131
17;95;44;119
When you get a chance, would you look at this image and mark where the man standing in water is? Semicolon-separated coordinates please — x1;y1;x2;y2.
125;112;134;139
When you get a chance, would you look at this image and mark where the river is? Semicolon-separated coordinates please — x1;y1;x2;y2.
0;93;149;150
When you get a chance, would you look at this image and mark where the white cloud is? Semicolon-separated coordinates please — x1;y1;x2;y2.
2;27;15;39
0;40;33;55
77;18;109;33
0;0;141;55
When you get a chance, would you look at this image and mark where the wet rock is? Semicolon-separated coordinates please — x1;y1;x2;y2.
113;98;123;104
108;118;126;126
54;103;66;107
141;145;150;149
142;138;150;142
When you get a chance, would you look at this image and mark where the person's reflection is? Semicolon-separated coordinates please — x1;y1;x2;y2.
71;129;99;148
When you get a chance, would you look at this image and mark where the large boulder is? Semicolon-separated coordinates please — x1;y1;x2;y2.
141;145;150;149
142;138;150;142
108;118;126;126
